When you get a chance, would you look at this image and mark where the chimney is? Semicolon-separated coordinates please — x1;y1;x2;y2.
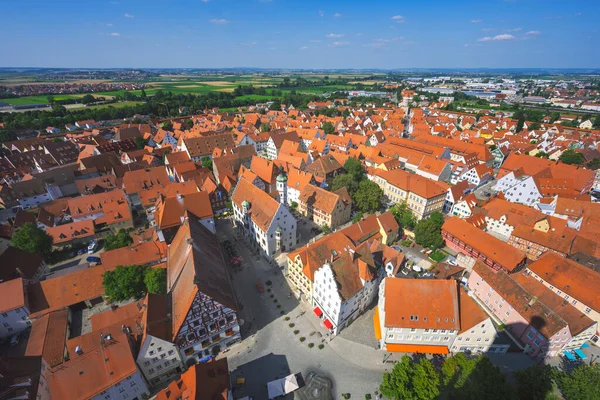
75;346;83;355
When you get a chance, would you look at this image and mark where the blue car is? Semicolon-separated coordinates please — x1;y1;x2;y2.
86;256;102;264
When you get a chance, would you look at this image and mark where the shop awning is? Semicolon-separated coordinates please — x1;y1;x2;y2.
323;319;333;330
373;308;382;341
386;343;449;354
313;307;323;317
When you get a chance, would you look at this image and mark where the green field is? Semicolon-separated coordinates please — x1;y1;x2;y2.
84;101;145;110
0;94;86;105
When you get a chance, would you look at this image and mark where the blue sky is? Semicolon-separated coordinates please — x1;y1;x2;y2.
1;0;598;69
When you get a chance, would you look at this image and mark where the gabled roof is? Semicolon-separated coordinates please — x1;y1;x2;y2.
298;184;349;214
0;278;26;313
231;178;280;232
442;217;526;272
0;247;43;282
167;215;237;340
155;191;213;230
527;252;600;311
155;358;230;400
25;309;69;367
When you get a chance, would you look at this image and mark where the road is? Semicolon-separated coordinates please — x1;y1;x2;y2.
215;218;386;400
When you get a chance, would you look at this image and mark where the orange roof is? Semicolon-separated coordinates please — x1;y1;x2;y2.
67;189;128;219
27;266;107;318
383;278;460;330
155;358;230;400
386;343;449;354
24;309;69;367
377;169;446;199
0;278;26;313
442;217;526;271
100;241;168;270
90;299;146;331
287;168;314;193
155;191;213;230
527;253;600;311
457;289;488;334
47;332;139;400
231;178;280;232
373;307;382;341
46;219;95;245
298;184;350;214
122;166;170;195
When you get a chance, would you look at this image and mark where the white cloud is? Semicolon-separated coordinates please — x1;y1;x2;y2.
326;33;344;38
355;33;364;37
507;27;522;32
471;19;482;23
106;23;113;27
526;30;541;35
478;34;515;41
318;10;324;17
210;19;230;24
330;41;349;47
391;15;406;23
108;32;120;37
333;13;342;17
124;13;134;18
300;46;309;50
201;0;209;2
364;37;404;48
481;28;493;32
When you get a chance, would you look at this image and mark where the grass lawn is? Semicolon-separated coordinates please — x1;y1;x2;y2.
0;94;84;105
429;250;447;263
86;101;145;110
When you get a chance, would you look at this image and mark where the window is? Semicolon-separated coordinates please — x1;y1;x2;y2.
527;331;534;339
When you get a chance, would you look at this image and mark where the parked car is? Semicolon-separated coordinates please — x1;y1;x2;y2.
86;256;102;264
10;333;20;346
77;249;86;255
87;241;98;254
256;281;264;293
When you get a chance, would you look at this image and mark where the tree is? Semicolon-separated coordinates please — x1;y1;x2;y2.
322;121;335;135
144;267;167;295
516;118;525;132
428;211;445;230
441;354;515;400
535;151;550;159
556;363;600;400
390;203;417;230
11;222;53;258
260;122;271;132
140;88;147;99
353;179;383;213
201;156;213;171
559;149;585;165
343;157;364;181
515;364;556;400
414;218;444;250
321;224;331;234
81;94;97;104
104;229;133;251
343;108;350;118
290;201;298;209
331;174;359;197
161;121;173;131
102;265;149;301
135;136;146;149
380;355;440;400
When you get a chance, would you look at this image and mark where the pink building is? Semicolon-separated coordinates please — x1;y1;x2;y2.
468;262;596;359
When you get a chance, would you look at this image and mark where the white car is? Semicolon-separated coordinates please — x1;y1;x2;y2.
87;241;98;254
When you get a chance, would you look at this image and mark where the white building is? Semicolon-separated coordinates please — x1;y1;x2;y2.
0;278;31;338
312;247;379;336
232;178;298;257
459;164;493;188
376;278;506;355
136;294;185;388
450;194;477;219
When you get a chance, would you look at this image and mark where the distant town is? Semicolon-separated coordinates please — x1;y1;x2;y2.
0;68;599;400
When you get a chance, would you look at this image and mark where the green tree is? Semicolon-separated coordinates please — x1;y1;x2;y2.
161;121;173;131
102;264;149;301
515;364;556;400
331;174;359;197
322;121;335;135
343;157;364;181
380;355;440;400
390;203;417;230
428;211;445;230
559;149;585;165
135;136;146;149
290;201;298;209
556;363;600;400
201;156;213;171
144;267;167;295
81;94;97;104
414;218;444;250
140;88;147;99
343;108;350;118
321;224;331;234
353;179;383;213
11;222;53;258
441;354;516;400
104;229;133;251
516;118;525;132
260;122;271;132
535;151;550;159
